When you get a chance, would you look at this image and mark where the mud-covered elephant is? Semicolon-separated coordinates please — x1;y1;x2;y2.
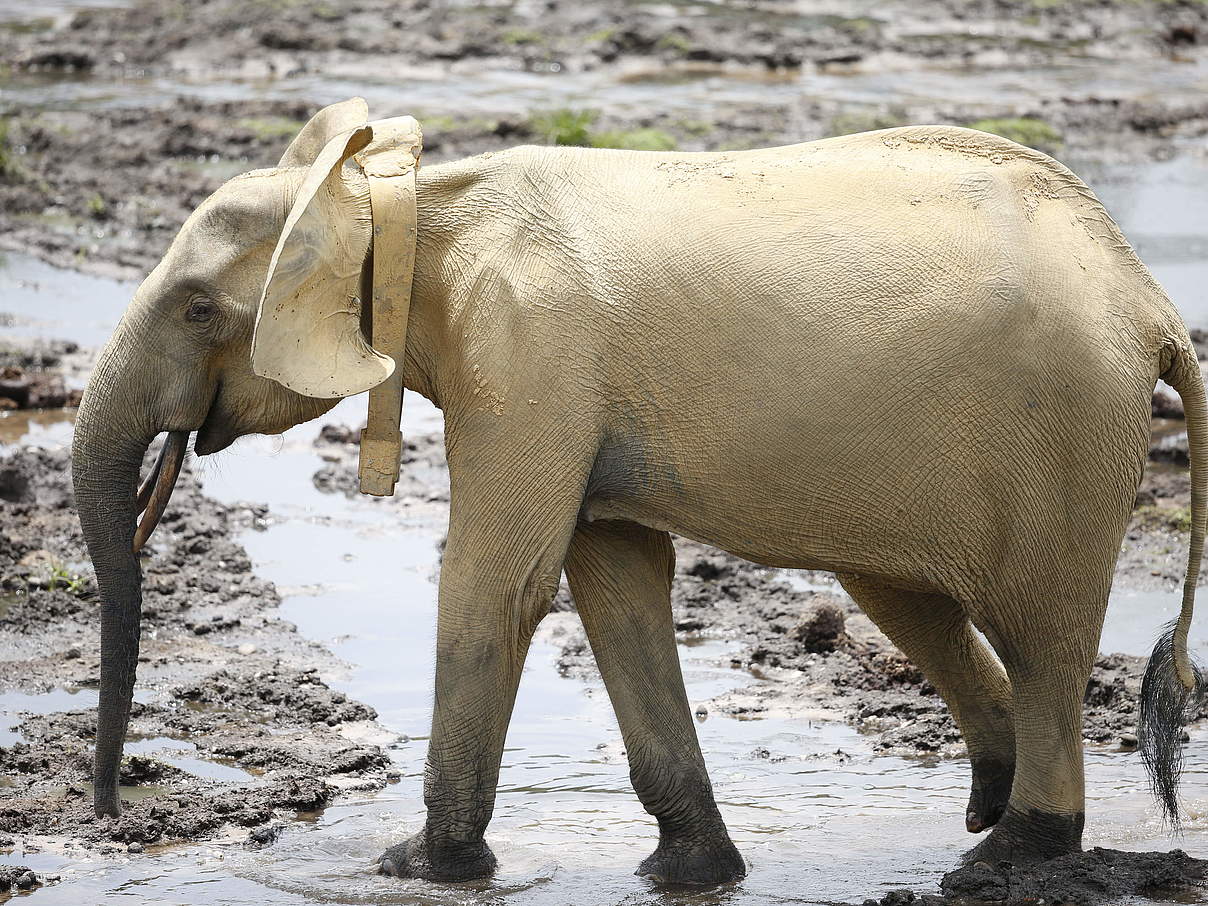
73;98;1206;884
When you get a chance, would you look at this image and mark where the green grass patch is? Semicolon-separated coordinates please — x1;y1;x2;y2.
656;33;693;54
827;110;907;137
236;115;306;142
591;127;676;151
0;118;11;178
86;193;107;219
530;109;597;146
1134;504;1193;534
965;116;1062;153
501;27;543;46
529;109;676;151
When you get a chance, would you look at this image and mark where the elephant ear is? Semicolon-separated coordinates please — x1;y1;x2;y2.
251;125;395;399
277;97;369;168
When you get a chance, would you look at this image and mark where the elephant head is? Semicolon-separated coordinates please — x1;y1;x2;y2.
72;98;413;818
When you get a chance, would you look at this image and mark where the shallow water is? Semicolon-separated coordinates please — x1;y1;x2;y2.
3;257;1208;903
2;13;1208;896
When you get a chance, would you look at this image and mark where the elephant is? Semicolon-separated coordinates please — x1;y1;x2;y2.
73;97;1206;885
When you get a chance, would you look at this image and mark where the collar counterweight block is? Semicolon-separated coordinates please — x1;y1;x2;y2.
356;117;421;497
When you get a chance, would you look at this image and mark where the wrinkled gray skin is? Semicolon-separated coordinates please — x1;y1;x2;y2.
74;99;1206;887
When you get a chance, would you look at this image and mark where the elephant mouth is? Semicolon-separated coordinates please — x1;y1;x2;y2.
193;382;237;457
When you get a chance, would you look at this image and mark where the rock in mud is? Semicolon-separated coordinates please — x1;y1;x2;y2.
0;867;37;892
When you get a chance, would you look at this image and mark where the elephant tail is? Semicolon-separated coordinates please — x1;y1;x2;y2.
1140;332;1208;827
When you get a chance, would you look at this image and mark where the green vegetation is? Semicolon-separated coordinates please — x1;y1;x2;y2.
529;109;677;151
592;127;676;151
236;115;306;142
656;33;693;54
0;117;12;179
1134;504;1193;534
965;116;1063;153
86;193;107;219
46;561;89;595
0;16;54;34
827;110;907;138
501;27;543;46
531;109;597;146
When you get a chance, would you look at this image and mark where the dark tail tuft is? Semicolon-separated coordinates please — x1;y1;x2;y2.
1139;620;1207;828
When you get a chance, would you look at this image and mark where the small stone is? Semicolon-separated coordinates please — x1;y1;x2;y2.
15;870;37;889
385;770;402;782
127;842;144;854
1119;732;1138;749
237;643;256;655
694;704;708;720
64;647;82;659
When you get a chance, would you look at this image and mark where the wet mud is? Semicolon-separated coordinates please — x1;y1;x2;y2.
4;0;1204;81
0;443;393;853
0;338;84;410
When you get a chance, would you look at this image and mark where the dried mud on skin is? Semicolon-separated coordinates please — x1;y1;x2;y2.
310;418;1208;757
0;444;394;853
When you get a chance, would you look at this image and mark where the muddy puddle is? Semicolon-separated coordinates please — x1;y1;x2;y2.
3;254;1208;904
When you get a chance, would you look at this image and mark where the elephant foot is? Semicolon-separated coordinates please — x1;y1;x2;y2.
377;827;496;882
965;756;1014;833
961;805;1083;868
636;832;746;886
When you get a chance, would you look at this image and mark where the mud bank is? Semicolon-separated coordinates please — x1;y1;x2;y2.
3;0;1205;83
0;337;84;410
2;2;1207;279
0;442;394;855
865;847;1208;906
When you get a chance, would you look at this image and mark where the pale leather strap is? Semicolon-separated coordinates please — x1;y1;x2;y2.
356;117;421;496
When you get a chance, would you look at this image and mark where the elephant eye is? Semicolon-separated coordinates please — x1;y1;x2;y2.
186;298;218;323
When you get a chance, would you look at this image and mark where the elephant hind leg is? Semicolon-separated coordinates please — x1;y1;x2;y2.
836;574;1016;834
564;519;745;885
961;585;1107;866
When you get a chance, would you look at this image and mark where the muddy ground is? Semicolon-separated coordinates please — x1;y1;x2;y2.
4;0;1205;81
0;440;398;892
2;0;1208;900
1;1;1207;277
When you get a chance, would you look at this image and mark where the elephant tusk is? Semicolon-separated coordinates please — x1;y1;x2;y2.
132;431;188;553
135;443;167;515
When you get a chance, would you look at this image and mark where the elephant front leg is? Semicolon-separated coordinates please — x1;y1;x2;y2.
376;630;517;880
564;520;745;885
378;498;578;881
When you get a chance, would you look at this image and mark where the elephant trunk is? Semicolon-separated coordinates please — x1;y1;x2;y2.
71;343;183;818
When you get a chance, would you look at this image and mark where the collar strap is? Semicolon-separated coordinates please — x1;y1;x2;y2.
356;116;422;496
